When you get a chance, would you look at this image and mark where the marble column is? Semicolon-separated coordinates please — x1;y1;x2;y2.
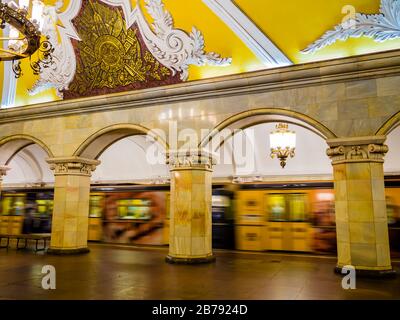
166;150;216;264
46;157;100;255
327;136;395;277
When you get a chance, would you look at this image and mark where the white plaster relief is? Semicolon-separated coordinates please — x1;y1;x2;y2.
303;0;400;54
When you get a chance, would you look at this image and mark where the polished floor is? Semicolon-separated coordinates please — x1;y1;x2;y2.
0;244;399;300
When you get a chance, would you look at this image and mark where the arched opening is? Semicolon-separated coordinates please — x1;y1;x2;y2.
376;110;400;136
211;122;332;181
0;135;54;166
198;109;400;261
74;124;168;160
3;144;54;186
201;109;334;181
383;124;400;259
91;135;169;184
385;125;400;175
201;110;336;252
73;124;169;246
200;108;337;150
0;135;54;236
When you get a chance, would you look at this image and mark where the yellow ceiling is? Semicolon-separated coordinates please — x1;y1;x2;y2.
3;0;400;108
236;0;400;64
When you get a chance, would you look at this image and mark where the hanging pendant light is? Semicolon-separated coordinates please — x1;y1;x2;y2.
269;123;296;169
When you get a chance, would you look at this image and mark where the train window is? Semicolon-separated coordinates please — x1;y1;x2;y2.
267;194;287;222
117;199;152;220
289;194;307;222
266;193;308;222
35;199;53;216
89;194;105;218
1;194;26;216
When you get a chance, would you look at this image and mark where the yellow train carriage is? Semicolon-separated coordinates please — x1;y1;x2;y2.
235;189;314;252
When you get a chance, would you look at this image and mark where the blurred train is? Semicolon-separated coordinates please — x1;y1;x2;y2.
1;178;400;257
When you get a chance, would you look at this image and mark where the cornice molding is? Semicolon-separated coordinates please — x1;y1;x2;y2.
1;50;400;124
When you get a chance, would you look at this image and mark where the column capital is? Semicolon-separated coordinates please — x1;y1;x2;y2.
167;149;217;171
46;157;100;177
0;166;10;181
326;136;388;165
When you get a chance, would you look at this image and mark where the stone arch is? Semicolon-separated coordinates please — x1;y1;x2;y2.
376;110;400;135
0;134;54;165
74;123;168;160
199;108;337;151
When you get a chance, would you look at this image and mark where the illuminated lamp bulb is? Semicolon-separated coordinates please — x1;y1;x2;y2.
269;123;296;169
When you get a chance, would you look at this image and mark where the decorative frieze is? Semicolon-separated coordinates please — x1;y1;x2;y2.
326;136;388;164
167;149;217;171
46;157;100;176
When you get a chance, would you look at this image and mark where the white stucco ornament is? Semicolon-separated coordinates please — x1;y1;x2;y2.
29;0;231;98
144;0;232;81
29;0;73;97
302;0;400;54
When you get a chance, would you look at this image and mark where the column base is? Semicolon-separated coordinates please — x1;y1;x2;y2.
47;247;90;255
335;266;396;278
166;254;216;265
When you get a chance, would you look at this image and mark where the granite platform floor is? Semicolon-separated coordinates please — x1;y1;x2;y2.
0;244;399;300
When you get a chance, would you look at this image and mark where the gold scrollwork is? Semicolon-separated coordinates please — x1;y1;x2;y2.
65;0;175;97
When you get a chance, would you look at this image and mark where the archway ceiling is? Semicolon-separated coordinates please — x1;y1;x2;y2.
2;0;400;108
3;144;54;185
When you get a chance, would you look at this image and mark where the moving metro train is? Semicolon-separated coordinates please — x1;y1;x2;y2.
1;178;400;257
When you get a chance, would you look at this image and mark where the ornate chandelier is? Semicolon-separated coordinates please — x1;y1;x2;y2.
270;123;296;169
0;0;53;78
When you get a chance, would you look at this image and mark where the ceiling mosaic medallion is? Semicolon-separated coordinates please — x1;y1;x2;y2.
64;0;178;99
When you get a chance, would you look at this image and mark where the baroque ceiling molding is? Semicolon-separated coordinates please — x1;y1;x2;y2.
303;0;400;54
30;0;231;98
202;0;292;67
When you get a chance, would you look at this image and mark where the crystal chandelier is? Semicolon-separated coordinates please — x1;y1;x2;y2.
270;123;296;169
0;0;53;78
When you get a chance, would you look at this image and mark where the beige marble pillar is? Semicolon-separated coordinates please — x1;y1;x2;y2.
166;150;216;264
327;136;395;277
46;157;100;255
